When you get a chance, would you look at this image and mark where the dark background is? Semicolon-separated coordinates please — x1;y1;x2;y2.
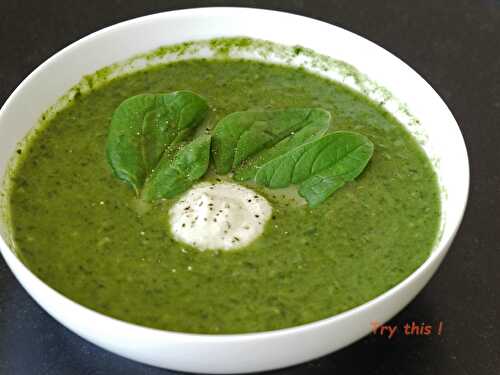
1;1;499;374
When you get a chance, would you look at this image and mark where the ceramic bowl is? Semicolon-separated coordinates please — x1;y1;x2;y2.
0;8;469;374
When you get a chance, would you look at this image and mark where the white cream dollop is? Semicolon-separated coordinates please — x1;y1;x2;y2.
169;182;272;251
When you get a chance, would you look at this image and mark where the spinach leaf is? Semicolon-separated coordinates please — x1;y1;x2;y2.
142;135;212;201
212;108;330;174
233;117;330;181
106;91;209;194
254;131;374;207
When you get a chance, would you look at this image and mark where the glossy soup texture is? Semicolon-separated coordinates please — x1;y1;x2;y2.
8;59;440;333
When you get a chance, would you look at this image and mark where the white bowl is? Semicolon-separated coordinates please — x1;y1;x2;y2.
0;8;469;374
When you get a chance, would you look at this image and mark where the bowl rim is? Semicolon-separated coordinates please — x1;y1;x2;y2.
0;7;470;342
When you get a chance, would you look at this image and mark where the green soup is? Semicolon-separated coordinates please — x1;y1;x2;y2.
7;58;440;334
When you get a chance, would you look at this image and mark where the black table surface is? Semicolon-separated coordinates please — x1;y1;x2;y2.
1;1;499;374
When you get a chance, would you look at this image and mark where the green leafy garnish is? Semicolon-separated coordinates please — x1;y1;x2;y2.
212;108;330;175
106;91;210;197
212;108;373;207
107;91;373;207
233;114;331;181
254;131;374;207
142;135;212;201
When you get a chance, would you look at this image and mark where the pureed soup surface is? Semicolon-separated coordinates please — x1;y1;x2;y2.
8;58;440;333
